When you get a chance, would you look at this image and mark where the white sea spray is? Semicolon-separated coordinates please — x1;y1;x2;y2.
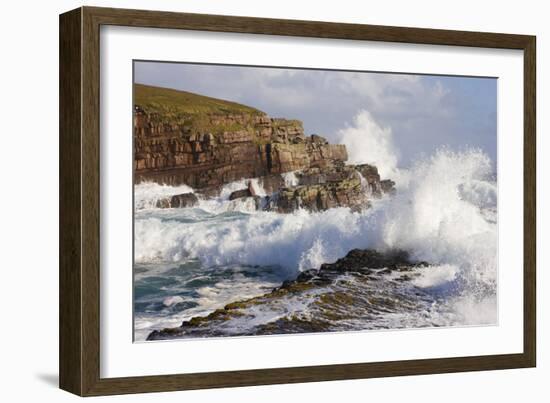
135;148;497;286
134;137;498;338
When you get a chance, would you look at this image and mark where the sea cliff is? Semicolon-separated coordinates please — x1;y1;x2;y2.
134;84;395;212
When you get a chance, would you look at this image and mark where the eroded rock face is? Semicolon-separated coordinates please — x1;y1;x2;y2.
134;84;396;213
275;176;366;213
134;103;348;189
261;163;391;213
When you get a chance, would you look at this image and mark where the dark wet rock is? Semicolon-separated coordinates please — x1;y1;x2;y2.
146;248;431;340
155;198;171;209
319;249;426;273
156;192;198;208
381;179;396;195
229;188;253;200
228;181;257;200
170;193;199;208
355;163;380;182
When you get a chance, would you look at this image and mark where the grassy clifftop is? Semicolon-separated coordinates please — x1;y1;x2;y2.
134;83;265;117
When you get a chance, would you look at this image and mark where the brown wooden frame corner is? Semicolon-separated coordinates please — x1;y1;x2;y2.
59;6;536;397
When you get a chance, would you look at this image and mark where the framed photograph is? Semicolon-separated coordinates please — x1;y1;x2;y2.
59;6;536;396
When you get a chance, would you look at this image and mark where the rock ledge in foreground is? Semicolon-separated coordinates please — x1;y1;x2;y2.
146;249;429;340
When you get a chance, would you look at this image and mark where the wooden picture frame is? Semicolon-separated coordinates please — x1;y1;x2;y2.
59;6;536;396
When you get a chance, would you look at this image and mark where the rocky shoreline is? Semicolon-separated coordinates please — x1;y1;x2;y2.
134;85;426;340
134;84;395;213
146;249;432;340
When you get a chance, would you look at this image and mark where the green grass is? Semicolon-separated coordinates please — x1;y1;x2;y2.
134;83;265;117
133;84;307;143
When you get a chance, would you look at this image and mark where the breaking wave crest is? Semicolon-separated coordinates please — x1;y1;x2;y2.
134;148;497;291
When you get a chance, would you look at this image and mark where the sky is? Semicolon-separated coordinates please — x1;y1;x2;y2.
134;61;497;173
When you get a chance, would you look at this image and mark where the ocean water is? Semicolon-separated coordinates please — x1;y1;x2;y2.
134;148;498;341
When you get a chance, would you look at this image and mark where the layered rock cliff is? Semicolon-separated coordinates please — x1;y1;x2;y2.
134;84;394;212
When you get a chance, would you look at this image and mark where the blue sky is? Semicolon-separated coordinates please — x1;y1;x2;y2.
134;61;497;171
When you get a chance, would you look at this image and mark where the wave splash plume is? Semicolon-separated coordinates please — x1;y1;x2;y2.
134;146;497;340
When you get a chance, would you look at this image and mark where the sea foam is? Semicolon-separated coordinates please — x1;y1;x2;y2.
134;148;497;294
